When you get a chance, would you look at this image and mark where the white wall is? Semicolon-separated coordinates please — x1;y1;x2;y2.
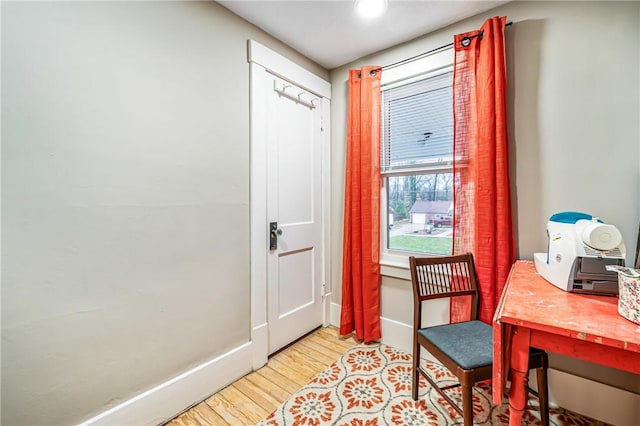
329;0;639;418
506;1;639;265
1;2;327;425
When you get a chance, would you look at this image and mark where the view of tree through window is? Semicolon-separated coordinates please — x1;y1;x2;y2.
382;68;454;255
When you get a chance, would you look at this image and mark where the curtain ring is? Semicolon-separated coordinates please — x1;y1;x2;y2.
461;37;471;47
369;69;378;77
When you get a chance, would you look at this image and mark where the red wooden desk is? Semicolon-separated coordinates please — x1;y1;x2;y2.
492;261;640;426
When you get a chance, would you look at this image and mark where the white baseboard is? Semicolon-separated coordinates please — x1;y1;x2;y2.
252;323;268;370
547;368;640;425
380;316;413;354
330;306;434;361
322;292;333;327
380;316;440;364
78;342;253;426
330;301;340;328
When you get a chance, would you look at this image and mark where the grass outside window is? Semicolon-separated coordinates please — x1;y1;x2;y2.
389;235;452;255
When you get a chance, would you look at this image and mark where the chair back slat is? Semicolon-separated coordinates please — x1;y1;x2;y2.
409;253;479;318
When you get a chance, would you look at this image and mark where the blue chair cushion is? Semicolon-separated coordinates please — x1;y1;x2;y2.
418;320;493;370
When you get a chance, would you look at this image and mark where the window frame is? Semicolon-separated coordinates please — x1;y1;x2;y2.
379;47;455;276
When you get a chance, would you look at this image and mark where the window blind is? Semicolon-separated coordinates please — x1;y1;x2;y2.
381;69;453;173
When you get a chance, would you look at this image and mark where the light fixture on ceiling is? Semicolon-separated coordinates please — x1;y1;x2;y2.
354;0;388;19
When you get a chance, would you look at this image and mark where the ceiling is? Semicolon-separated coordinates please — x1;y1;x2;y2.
218;0;509;69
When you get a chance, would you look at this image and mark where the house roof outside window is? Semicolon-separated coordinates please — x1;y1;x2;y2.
409;200;452;215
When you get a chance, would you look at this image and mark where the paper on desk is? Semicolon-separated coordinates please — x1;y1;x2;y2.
605;265;640;277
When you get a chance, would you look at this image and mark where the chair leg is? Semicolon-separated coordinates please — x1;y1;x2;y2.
537;366;550;426
461;384;473;426
412;343;420;400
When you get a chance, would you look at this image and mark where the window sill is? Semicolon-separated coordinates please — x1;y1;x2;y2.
380;257;411;280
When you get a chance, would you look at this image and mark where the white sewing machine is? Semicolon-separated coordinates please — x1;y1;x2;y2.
533;212;626;295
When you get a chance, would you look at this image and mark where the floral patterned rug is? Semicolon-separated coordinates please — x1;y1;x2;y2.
258;343;606;425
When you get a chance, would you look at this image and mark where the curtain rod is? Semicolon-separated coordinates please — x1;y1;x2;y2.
379;21;513;72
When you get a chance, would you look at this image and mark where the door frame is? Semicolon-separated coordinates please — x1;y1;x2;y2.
248;40;332;369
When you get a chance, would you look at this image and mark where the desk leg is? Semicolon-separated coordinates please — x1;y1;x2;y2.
492;320;506;405
508;326;530;426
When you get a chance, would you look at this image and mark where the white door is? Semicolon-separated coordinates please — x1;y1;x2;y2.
266;76;324;354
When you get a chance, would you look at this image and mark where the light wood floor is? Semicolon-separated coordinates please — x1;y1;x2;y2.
164;327;358;426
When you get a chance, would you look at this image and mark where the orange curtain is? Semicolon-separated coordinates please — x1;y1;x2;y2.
340;66;382;343
452;16;514;324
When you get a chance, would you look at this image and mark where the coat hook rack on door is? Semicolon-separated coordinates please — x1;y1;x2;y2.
273;80;318;109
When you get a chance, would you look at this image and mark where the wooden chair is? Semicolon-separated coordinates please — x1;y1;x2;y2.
409;253;549;426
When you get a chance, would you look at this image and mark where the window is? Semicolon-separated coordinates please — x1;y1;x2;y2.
380;50;454;259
